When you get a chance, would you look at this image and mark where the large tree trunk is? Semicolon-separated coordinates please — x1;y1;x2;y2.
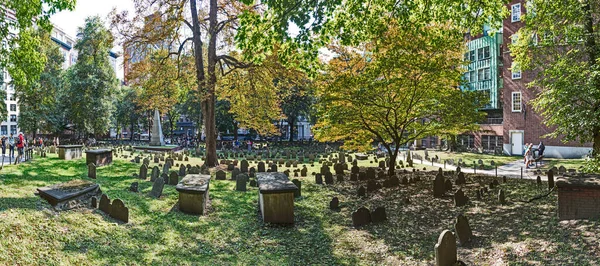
593;128;600;158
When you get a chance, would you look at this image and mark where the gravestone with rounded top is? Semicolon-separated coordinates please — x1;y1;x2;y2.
435;230;457;266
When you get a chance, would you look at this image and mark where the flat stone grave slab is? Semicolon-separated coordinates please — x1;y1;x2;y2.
37;180;100;210
257;172;298;224
132;145;179;153
86;149;113;167
175;174;211;215
57;145;83;160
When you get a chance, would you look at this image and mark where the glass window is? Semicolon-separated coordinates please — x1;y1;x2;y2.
8;94;14;101
512;92;522;112
10;125;16;134
477;46;490;60
469;50;476;62
478;68;491;81
512;3;521;22
9;115;16;122
9;104;16;112
512;69;522;79
470;71;476;83
0;125;6;135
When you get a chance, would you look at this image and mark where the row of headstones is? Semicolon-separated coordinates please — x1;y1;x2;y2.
91;194;129;223
351;206;387;227
432;167;508;206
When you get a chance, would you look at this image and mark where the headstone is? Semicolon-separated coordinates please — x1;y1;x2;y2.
151;166;159;182
548;170;555;189
498;189;506;205
99;194;111;213
110;199;129;223
444;179;453;192
178;164;186;177
88;163;96;179
161;172;169;184
324;172;334;185
329;197;339;210
366;168;376;180
291;179;301;197
231;168;240;180
257;162;266;172
150;178;165;198
357;186;366;197
270;163;278;172
352;207;372;227
240;160;249;173
454;214;472;245
91;196;98;208
139;164;148;180
371;207;387;223
129;182;139;193
315;173;323;184
215;170;226;180
367;180;378;192
236;174;247;192
433;173;445;198
456;172;465;185
169;171;179;185
351;165;360;174
536;175;542;186
301;166;307;177
454;188;468;207
434;230;457;266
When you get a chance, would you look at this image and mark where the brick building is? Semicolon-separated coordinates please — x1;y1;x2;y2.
501;0;592;158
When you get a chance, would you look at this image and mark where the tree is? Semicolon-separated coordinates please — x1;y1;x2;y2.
112;86;142;140
0;0;75;72
315;22;487;176
63;16;118;137
511;0;600;157
9;29;64;138
281;83;314;141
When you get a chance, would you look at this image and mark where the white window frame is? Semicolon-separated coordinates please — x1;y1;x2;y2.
512;4;521;22
512;69;522;80
512;92;522;112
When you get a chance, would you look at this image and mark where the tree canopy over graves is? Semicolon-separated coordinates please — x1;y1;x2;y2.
511;0;600;158
315;22;487;175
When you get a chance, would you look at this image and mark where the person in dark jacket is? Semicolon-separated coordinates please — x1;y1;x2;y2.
538;141;545;157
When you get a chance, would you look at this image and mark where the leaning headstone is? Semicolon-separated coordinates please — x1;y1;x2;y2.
88;163;96;179
454;188;468;207
315;174;323;184
434;230;457;266
215;170;226;180
371;207;387;223
110;199;129;223
91;196;98;208
454;214;472;245
291;179;301;197
329;197;339;210
139;164;148;180
352;207;372;227
547;170;555;190
150;178;165;198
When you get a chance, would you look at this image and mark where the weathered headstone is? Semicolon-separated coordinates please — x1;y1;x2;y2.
548;170;555;189
231;168;241;180
367;180;378;192
498;189;506;205
454;188;468;207
240;160;249;173
357;186;366;197
257;162;266;172
139;164;148;180
371;207;387;223
129;182;139;193
315;173;323;184
454;214;472;245
236;174;247;192
444;179;453;192
178;164;186;177
301;166;307;177
110;199;129;223
151;166;159;182
88;163;96;179
366;168;376;180
150;178;165;198
215;170;226;180
291;179;301;197
324;172;334;185
169;171;179;185
329;197;339;210
99;194;111;213
352;207;372;227
456;172;465;185
433;173;445;198
434;230;457;266
91;196;98;208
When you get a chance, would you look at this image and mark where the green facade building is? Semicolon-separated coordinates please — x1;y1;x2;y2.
462;32;503;110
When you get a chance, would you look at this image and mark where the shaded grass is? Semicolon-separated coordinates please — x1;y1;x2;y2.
0;151;598;265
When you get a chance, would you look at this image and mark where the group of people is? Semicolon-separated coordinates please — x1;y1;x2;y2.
524;141;545;168
0;132;26;164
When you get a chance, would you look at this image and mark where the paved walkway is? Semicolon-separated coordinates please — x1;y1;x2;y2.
406;156;550;181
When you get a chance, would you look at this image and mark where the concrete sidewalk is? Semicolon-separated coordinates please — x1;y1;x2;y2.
409;157;550;181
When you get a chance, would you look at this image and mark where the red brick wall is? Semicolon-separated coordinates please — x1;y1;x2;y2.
502;0;591;148
558;187;600;220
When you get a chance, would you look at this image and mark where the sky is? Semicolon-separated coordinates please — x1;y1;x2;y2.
50;0;136;80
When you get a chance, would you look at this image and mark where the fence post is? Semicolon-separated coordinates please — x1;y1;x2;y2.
495;165;498;177
444;160;446;169
474;163;476;174
521;167;523;179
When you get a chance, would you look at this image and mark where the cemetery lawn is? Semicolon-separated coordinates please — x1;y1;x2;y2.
1;153;599;265
419;151;518;170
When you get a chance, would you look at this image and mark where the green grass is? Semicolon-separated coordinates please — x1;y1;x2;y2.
0;152;598;265
414;150;518;170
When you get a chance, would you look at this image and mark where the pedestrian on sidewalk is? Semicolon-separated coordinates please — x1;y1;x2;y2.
14;132;24;165
524;143;534;168
8;133;15;162
1;135;6;158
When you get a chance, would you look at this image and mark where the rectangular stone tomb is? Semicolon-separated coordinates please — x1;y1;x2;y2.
257;172;298;224
175;174;211;215
37;180;100;210
556;174;600;220
86;149;113;167
58;145;83;160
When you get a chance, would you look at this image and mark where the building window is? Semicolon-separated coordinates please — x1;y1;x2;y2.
8;94;14;101
511;3;521;22
10;125;16;134
9;104;16;112
512;92;522;112
464;72;470;83
478;46;490;60
0;125;6;135
470;71;476;83
478;68;491;81
512;69;522;79
469;50;476;62
9;115;16;122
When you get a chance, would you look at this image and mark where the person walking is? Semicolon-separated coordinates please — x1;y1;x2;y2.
8;133;15;163
1;135;6;158
524;143;534;168
14;132;25;164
